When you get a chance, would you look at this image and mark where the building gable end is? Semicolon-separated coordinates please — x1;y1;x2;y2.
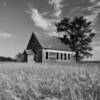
26;33;42;53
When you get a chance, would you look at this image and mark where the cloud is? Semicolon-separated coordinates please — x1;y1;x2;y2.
89;0;96;3
88;2;100;11
94;1;100;6
26;0;65;36
70;6;81;13
27;7;62;36
85;10;100;33
84;1;100;24
85;12;98;23
48;0;64;18
83;1;100;12
27;8;56;31
0;32;12;38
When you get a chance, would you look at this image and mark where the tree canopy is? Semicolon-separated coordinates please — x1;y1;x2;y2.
56;16;95;62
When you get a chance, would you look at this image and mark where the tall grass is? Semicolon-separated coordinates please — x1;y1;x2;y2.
0;63;99;100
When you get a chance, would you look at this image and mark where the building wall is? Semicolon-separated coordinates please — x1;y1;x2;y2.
27;33;42;52
34;49;42;62
28;54;34;63
26;33;42;63
42;49;75;63
26;49;42;63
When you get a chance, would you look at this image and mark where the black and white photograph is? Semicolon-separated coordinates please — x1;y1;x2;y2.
0;0;100;100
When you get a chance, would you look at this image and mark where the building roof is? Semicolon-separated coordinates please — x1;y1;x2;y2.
31;32;72;51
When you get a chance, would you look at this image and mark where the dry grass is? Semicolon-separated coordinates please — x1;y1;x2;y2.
0;62;99;100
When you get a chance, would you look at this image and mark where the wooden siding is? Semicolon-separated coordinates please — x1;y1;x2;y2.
34;50;42;62
42;49;75;63
26;34;42;62
28;54;34;63
26;33;75;63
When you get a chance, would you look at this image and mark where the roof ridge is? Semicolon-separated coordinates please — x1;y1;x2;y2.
31;32;71;51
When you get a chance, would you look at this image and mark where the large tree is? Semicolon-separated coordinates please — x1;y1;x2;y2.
56;16;95;62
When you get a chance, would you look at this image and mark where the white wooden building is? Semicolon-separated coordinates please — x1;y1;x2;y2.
25;32;75;63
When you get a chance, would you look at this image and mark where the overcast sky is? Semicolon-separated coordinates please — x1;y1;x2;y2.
0;0;100;60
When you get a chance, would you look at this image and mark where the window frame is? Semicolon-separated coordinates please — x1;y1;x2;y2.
68;53;71;60
57;53;59;60
61;53;63;60
64;53;67;60
46;52;48;60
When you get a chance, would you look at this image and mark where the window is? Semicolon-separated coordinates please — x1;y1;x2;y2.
57;53;59;60
46;52;48;59
68;54;70;60
61;53;63;60
64;53;67;60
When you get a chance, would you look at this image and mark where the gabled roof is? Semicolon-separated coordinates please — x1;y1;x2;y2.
29;32;72;51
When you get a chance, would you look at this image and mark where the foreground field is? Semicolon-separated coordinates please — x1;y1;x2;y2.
0;62;100;100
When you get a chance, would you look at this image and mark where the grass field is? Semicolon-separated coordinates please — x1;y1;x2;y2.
0;62;99;100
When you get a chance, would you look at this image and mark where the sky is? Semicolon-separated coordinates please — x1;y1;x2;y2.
0;0;100;60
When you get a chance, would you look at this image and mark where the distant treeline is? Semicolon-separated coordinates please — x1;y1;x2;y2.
0;56;16;62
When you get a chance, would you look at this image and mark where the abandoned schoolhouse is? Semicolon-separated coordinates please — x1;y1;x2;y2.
25;32;75;63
